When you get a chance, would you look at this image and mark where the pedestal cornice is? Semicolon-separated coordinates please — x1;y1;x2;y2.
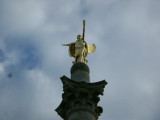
55;76;107;120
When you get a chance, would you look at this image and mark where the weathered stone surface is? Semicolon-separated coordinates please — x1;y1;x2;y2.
71;62;90;83
55;76;107;120
68;111;96;120
55;62;107;120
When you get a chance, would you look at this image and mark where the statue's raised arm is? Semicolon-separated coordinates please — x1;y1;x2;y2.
62;20;96;64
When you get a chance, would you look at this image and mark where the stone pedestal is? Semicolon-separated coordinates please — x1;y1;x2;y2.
55;62;107;120
71;62;90;83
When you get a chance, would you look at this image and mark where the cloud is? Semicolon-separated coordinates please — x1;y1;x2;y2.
0;0;160;120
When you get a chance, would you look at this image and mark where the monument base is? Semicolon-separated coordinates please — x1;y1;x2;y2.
55;62;107;120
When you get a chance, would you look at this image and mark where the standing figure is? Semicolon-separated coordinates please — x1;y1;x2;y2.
62;20;96;64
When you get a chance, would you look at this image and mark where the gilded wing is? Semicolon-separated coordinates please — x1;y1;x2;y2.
87;44;96;54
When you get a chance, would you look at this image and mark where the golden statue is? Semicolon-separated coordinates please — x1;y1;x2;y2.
62;20;96;64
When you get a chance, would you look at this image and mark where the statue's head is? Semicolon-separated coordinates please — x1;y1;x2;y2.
77;35;82;40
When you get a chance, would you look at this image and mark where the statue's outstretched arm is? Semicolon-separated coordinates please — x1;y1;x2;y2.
62;44;70;46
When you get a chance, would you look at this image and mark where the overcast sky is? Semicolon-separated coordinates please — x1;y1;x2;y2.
0;0;160;120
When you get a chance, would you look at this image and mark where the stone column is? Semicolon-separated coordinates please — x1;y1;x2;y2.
55;62;107;120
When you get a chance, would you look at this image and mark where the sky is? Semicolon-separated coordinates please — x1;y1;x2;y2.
0;0;160;120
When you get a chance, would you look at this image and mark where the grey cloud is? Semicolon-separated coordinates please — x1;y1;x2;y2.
0;0;160;120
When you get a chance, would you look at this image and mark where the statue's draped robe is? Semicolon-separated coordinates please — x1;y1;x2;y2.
68;41;96;61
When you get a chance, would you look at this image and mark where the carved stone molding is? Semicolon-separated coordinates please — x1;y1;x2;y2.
55;76;107;120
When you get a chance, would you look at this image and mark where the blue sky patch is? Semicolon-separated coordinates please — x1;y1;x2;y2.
20;45;41;70
0;49;7;63
4;36;41;70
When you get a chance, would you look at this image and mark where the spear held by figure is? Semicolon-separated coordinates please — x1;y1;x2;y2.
82;20;85;42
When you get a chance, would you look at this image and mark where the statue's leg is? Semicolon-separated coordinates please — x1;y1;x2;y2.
80;52;85;63
81;47;86;63
75;48;78;63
